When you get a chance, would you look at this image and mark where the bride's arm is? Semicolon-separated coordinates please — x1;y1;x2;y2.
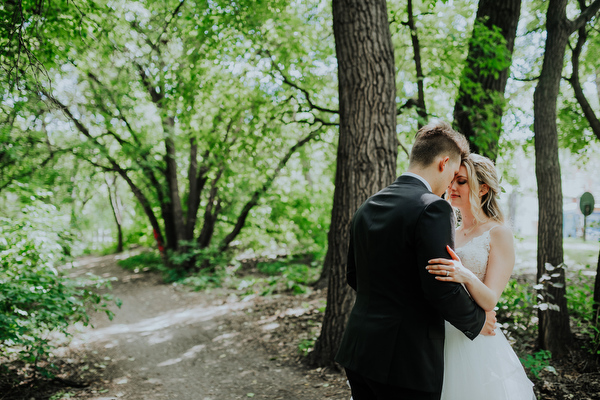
426;225;515;312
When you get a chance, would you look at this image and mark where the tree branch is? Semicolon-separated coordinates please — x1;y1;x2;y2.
45;90;167;249
570;0;600;33
567;22;600;140
406;0;428;124
0;146;67;193
396;98;419;115
150;0;187;50
219;125;323;252
263;50;338;115
136;63;163;104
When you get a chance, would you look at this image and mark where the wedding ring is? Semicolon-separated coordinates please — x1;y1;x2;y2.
446;271;450;277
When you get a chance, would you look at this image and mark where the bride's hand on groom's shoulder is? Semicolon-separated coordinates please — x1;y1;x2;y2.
426;246;477;285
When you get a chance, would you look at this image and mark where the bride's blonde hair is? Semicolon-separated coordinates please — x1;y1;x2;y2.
462;154;504;225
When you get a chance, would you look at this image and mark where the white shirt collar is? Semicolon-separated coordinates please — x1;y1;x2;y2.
401;172;432;193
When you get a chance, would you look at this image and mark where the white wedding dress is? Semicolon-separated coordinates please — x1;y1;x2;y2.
441;228;536;400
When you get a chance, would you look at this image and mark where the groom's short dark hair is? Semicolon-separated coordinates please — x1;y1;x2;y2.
409;121;470;167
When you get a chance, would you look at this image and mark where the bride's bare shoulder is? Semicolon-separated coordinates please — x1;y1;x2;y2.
489;224;514;246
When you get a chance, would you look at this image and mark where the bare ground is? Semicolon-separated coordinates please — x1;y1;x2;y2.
38;253;350;400
3;253;600;399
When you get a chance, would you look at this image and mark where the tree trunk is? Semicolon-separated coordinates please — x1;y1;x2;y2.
198;168;225;249
594;249;600;323
533;0;572;358
105;174;124;253
533;0;600;358
163;116;185;251
308;0;398;367
184;141;209;241
453;0;521;160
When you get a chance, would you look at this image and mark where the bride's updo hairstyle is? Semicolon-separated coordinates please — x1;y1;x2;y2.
463;154;504;224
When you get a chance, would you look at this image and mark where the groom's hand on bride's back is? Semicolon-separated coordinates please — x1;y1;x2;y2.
480;310;497;336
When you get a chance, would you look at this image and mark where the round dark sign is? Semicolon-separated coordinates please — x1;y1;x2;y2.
580;192;595;216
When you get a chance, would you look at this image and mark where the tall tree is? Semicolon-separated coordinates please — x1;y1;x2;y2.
453;0;522;159
533;0;600;357
565;0;600;318
308;0;398;367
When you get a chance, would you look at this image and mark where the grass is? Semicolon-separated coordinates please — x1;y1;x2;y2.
116;251;164;272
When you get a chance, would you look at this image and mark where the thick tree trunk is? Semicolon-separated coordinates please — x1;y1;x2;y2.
533;0;600;358
453;0;521;160
163;116;185;250
533;0;572;358
308;0;398;367
568;1;600;323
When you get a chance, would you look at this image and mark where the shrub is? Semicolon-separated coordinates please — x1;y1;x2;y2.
117;251;164;273
0;202;117;374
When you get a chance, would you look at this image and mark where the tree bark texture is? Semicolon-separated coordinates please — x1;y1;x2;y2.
309;0;398;367
533;0;600;358
453;0;521;160
534;0;572;358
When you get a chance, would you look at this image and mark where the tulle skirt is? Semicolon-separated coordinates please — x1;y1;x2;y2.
441;321;536;400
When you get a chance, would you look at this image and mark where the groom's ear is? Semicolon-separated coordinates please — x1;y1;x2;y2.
438;156;450;172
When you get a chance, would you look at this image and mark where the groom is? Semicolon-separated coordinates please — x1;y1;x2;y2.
335;121;496;400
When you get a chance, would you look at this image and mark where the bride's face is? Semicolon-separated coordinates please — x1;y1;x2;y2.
448;165;470;210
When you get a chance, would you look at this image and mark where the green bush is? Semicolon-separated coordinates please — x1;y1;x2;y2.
0;202;117;373
496;279;537;337
520;349;554;379
566;266;595;321
117;251;164;273
242;258;320;296
565;266;600;355
256;260;287;276
181;266;228;291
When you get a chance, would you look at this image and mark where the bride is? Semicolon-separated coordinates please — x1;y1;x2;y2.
426;153;536;400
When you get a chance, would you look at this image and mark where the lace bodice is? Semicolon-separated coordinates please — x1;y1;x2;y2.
455;228;493;281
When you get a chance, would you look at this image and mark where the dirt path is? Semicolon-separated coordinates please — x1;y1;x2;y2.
63;254;350;400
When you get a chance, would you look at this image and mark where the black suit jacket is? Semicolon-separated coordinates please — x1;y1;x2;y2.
335;175;486;393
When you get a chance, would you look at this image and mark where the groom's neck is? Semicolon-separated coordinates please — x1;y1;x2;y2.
406;166;437;193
